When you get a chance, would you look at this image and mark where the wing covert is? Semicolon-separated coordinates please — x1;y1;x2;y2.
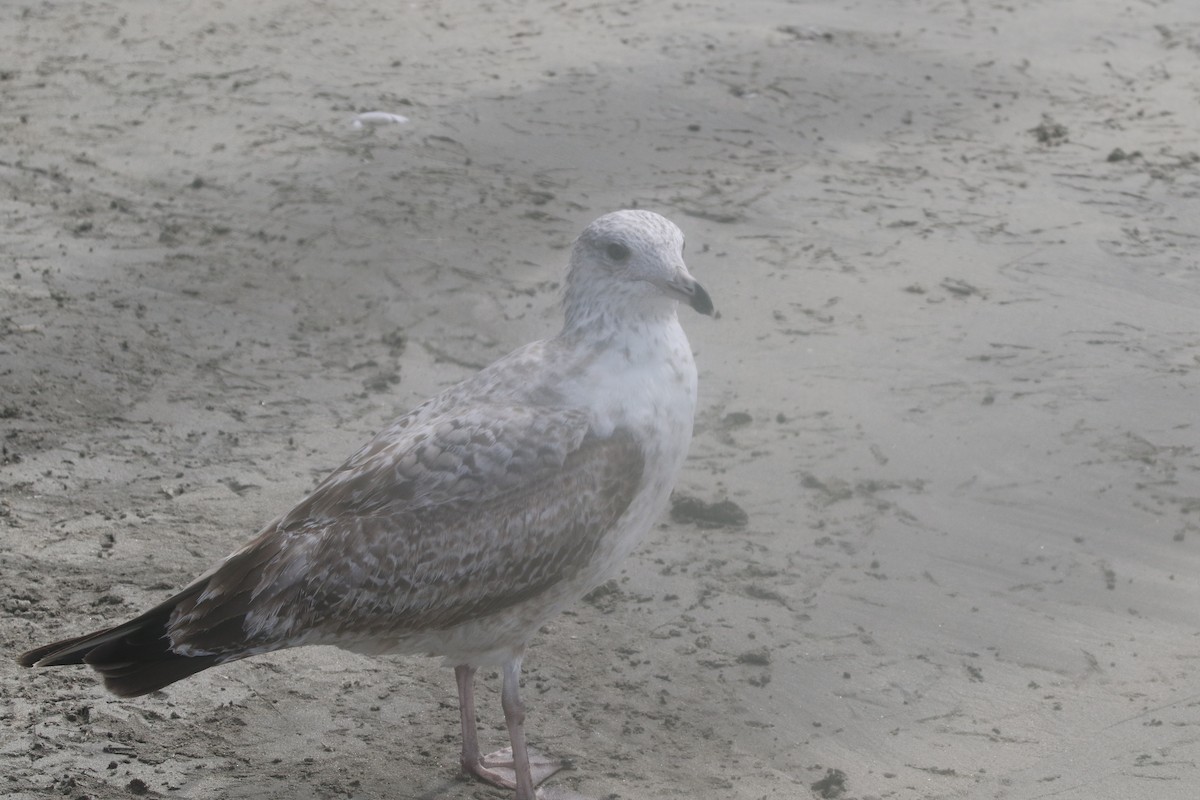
167;409;645;655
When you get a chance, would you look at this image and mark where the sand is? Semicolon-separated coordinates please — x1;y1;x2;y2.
3;1;1200;799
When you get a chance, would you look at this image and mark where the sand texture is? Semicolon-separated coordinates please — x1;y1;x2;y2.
3;1;1200;798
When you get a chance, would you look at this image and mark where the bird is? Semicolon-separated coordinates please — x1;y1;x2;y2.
18;209;713;800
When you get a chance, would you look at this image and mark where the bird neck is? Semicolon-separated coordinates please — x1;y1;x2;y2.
560;280;678;341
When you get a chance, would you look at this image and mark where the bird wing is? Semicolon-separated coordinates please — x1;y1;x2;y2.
166;404;645;657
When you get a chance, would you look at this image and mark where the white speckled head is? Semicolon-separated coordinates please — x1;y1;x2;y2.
563;210;713;331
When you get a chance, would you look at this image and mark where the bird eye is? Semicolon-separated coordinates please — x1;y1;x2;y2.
605;242;631;262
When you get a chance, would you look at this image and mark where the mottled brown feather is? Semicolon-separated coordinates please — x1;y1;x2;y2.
167;415;644;657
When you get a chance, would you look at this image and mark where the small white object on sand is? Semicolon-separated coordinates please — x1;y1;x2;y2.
351;111;409;129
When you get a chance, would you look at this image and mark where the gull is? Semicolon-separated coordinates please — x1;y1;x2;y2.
18;209;713;800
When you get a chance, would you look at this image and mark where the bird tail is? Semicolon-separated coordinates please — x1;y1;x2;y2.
17;583;222;698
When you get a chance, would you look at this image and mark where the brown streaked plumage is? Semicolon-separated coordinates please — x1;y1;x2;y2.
19;209;713;800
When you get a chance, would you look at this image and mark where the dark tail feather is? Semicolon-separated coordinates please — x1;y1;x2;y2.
17;583;223;698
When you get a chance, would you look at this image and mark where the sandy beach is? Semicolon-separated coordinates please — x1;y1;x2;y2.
3;1;1200;798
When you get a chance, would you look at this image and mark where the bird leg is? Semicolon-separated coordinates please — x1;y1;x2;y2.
500;656;537;800
454;660;565;799
455;664;484;776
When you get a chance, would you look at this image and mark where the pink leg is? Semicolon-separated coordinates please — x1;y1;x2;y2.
500;657;535;800
454;664;483;776
452;658;565;798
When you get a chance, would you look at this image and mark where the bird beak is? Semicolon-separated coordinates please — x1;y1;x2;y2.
665;275;715;316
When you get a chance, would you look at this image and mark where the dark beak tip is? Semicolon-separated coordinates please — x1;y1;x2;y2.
689;283;715;317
